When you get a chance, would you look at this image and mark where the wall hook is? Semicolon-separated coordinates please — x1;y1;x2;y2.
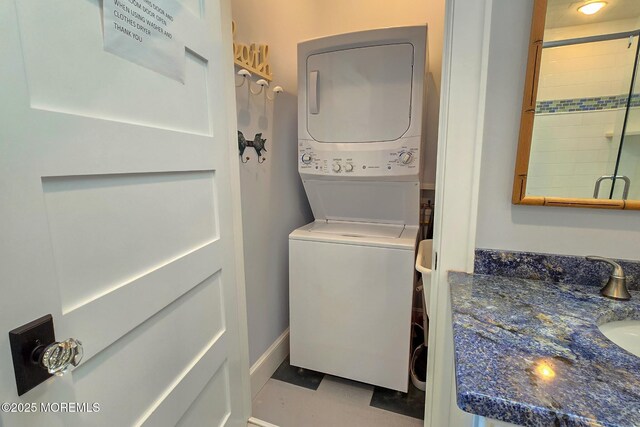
251;133;267;158
258;156;266;163
235;69;252;87
238;130;248;158
238;130;268;163
250;78;269;95
266;86;284;101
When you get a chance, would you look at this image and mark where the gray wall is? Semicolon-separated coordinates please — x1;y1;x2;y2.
236;86;312;366
475;0;640;260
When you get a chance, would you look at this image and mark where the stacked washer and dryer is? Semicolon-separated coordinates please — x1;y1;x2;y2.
289;26;428;393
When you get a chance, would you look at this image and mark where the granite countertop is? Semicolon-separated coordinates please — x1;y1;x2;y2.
449;271;640;427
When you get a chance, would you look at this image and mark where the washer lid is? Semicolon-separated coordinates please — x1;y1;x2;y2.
309;220;405;238
290;222;418;250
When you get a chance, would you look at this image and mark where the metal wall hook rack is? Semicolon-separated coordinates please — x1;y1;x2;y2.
238;130;268;164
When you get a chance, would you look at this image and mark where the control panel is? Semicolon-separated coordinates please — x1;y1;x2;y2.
298;138;421;177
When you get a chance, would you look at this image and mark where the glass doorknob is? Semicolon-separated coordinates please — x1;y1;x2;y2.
33;338;83;376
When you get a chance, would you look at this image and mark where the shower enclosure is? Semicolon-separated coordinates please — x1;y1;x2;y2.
527;27;640;200
613;31;640;200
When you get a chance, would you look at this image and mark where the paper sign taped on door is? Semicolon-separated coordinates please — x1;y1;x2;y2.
103;0;185;82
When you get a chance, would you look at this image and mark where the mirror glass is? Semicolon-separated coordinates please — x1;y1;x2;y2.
526;0;640;201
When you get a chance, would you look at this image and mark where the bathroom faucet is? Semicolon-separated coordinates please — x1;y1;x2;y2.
586;256;631;301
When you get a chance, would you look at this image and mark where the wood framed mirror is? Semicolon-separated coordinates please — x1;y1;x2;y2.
513;0;640;209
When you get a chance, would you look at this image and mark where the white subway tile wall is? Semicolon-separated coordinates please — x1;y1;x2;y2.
526;19;638;198
527;111;622;198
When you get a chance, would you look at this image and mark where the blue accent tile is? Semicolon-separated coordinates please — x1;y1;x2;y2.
535;94;634;114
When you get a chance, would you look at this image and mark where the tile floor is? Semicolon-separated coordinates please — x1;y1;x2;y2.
252;357;424;427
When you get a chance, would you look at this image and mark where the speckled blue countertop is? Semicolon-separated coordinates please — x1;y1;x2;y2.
449;271;640;427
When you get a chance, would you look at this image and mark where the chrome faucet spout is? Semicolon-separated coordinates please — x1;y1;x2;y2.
586;256;631;301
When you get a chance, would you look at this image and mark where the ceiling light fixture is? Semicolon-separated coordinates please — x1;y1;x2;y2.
578;1;607;15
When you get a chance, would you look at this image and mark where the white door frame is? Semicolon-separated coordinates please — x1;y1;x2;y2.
423;0;494;426
218;0;253;420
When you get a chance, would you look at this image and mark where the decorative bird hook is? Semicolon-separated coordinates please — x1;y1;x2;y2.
238;130;268;163
238;130;250;163
252;133;267;163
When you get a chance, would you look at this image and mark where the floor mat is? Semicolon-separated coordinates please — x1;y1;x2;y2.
271;356;325;390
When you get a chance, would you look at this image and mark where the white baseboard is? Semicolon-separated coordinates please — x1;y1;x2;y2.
248;417;280;427
249;328;290;400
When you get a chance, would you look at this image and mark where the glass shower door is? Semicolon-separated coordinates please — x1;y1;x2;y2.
612;35;640;200
527;35;636;200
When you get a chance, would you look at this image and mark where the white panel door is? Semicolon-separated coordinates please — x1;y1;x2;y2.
0;0;250;426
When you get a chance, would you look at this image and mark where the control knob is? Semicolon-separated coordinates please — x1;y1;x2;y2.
398;151;414;165
344;163;354;172
301;153;313;164
332;163;342;173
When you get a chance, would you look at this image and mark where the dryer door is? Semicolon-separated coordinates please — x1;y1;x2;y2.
306;43;414;143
